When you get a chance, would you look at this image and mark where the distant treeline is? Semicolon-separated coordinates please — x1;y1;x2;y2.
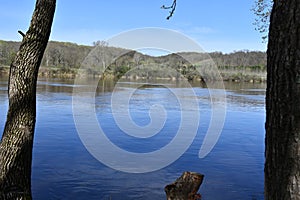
0;40;266;82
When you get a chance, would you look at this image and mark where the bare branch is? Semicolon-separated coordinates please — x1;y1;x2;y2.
161;0;177;20
18;30;25;37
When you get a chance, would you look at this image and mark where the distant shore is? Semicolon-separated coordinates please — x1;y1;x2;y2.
0;40;267;83
0;65;266;83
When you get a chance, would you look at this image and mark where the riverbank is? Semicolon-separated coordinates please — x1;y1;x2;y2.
0;65;266;82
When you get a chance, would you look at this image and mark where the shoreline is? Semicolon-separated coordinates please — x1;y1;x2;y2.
0;65;266;83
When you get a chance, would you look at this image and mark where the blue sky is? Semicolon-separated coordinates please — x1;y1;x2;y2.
0;0;267;53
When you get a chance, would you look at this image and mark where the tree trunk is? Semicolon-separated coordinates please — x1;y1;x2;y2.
0;0;56;199
265;0;300;199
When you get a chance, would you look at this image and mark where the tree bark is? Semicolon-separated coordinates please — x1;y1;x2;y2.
265;0;300;199
165;172;204;200
0;0;56;199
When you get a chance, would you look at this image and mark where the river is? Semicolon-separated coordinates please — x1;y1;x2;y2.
0;77;265;200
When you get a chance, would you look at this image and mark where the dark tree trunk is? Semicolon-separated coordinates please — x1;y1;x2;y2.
0;0;56;199
265;0;300;199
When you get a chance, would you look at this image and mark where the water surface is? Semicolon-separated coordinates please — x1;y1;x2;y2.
0;77;265;200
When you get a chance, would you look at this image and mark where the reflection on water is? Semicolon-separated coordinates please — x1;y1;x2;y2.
0;76;265;200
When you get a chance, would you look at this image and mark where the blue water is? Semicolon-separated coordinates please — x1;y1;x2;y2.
0;78;265;200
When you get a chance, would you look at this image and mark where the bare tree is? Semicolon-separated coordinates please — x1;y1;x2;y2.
0;0;56;199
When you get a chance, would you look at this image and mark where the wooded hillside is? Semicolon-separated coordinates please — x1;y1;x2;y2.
0;40;266;81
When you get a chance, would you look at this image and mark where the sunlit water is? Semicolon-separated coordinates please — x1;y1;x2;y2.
0;77;265;200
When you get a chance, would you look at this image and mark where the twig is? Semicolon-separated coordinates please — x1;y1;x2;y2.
18;30;25;37
161;0;177;20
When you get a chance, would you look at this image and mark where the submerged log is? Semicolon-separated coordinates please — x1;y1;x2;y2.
165;171;204;200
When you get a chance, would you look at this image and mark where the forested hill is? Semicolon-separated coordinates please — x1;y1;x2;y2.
0;40;267;81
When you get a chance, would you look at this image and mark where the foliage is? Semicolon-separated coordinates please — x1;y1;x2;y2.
0;40;266;81
252;0;273;42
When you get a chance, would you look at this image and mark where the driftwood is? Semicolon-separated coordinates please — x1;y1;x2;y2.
165;171;204;200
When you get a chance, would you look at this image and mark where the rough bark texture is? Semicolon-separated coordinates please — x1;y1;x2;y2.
0;0;56;199
265;0;300;199
165;172;204;200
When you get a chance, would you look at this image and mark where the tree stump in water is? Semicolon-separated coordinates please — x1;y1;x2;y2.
165;171;204;200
